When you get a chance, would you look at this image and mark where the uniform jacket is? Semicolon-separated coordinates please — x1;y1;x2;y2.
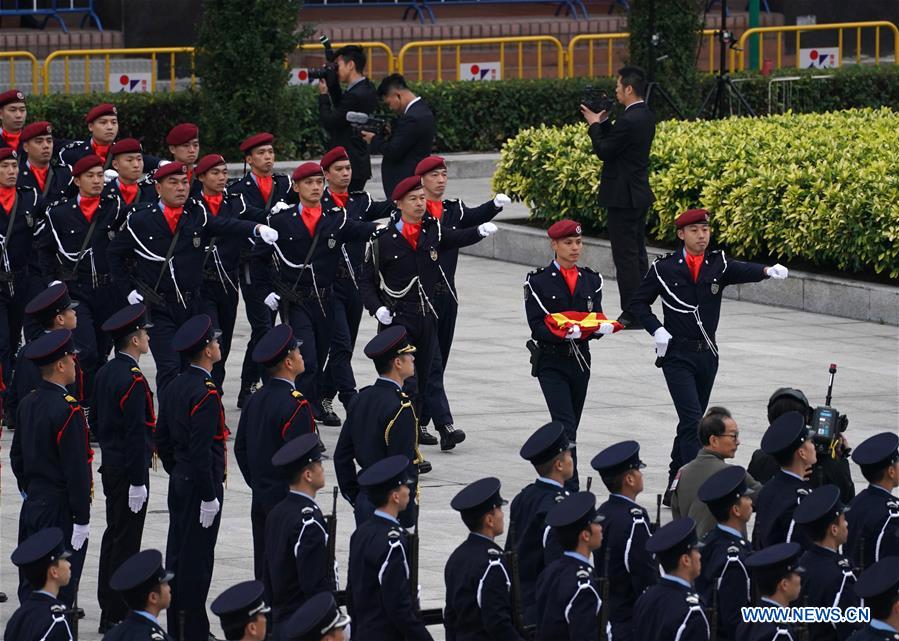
753;471;811;550
196;190;261;288
319;77;379;183
0;185;41;274
844;624;899;641
845;485;899;570
371;98;436;197
696;525;752;640
18;161;73;203
534;553;601;641
735;601;800;641
7;341;84;429
419;198;499;290
3;591;74;641
799;545;861;641
101;611;173;641
589;101;656;210
321;186;393;284
634;576;710;641
524;262;605;345
58;138;160;173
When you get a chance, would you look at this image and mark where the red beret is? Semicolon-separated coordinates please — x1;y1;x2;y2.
195;153;226;176
320;146;349;170
240;132;274;154
153;161;189;181
85;103;117;123
0;89;26;108
20;121;52;143
166;122;199;146
675;208;710;229
547;219;582;239
110;138;142;156
0;148;17;163
72;154;104;177
391;176;423;201
414;155;446;176
292;162;324;182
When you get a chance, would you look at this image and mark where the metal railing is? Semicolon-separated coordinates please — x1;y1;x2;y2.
42;47;196;95
567;33;628;78
295;41;395;76
0;51;40;94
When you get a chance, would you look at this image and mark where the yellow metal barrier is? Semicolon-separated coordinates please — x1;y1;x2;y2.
296;41;395;76
737;21;899;70
398;36;564;81
0;51;40;95
42;47;196;95
567;33;628;78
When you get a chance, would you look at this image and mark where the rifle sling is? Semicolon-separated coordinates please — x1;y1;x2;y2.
152;210;188;293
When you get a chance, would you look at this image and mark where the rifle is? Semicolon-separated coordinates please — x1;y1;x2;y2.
408;525;445;625
504;521;536;640
708;582;718;641
586;476;593;492
597;543;611;641
654;493;662;532
326;486;339;588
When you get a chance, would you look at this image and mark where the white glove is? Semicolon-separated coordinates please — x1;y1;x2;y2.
767;263;788;280
48;280;62;287
477;222;498;237
257;224;279;244
128;484;148;513
375;306;394;325
493;193;511;208
270;201;291;214
199;498;220;529
103;169;119;184
653;327;673;358
264;292;280;311
71;523;90;551
127;290;144;305
598;322;615;336
566;325;582;340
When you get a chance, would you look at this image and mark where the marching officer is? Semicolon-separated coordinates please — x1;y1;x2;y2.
4;528;74;641
9;329;91;608
103;549;174;641
93;303;155;632
736;543;805;641
264;434;333;637
534;492;604;641
414;155;508;442
155;314;229;641
524;219;615;488
334;326;422;528
235;324;315;580
507;421;573;625
166;123;200;184
252;161;378;417
629;208;789;501
695;466;754;640
105;137;157;206
284;592;351;641
846;432;899;569
360;175;496;447
228;132;291;408
107;160;278;393
849;557;899;641
591;440;658;641
795;485;861;641
0;88;27;152
210;581;271;641
444;477;522;641
753;412;817;550
634;518;709;641
318;145;394;425
58;103;117;169
346;455;433;641
18;121;73;201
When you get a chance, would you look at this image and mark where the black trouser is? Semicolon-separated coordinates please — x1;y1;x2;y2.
661;342;719;486
536;345;591;491
421;286;457;428
69;278;121;409
202;275;239;392
280;291;333;414
239;261;275;388
389;306;437;420
0;273;28;393
166;474;223;641
97;466;148;623
320;277;363;409
146;293;203;395
249;497;277;581
606;206;649;313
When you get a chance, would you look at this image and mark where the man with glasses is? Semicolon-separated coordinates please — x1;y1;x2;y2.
670;407;762;538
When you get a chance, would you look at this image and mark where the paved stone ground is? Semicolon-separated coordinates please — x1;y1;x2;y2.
0;174;896;640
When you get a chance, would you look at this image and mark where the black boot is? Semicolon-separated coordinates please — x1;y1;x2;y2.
319;397;342;427
437;424;466;451
418;424;438;446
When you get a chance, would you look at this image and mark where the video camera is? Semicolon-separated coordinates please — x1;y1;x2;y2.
346;111;389;136
810;363;849;448
307;35;337;81
581;85;614;114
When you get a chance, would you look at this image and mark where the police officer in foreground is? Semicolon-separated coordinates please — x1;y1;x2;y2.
210;581;270;641
846;432;899;569
695;466;753;641
628;208;789;501
235;324;315;580
102;549;174;641
848;557;899;641
94;303;155;633
524;219;615;489
591;440;658;641
444;477;522;641
4;528;74;641
736;542;805;641
507;421;572;625
634;518;710;641
346;455;433;641
155;314;228;641
335;325;422;528
534;492;604;641
264;434;333;638
284;592;351;641
795;485;860;641
10;329;91;608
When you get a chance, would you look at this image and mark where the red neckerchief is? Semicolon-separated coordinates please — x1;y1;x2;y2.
2;129;20;150
254;173;272;204
685;251;704;282
426;199;443;220
301;205;322;237
0;186;15;213
330;191;348;208
401;220;421;250
559;264;579;294
204;192;222;216
79;195;100;222
163;205;182;233
118;181;138;205
29;163;48;192
91;139;110;164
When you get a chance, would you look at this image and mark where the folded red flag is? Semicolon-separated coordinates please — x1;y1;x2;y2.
544;311;623;339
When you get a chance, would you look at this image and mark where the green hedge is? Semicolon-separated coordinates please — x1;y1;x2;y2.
493;107;899;278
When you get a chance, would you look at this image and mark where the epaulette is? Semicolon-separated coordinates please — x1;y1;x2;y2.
151;631;165;641
554;493;566;503
64;394;78;404
50;603;66;614
576;568;591;579
487;548;502;557
291;390;305;400
138;174;154;186
446;198;460;204
387;527;402;541
131;366;144;378
329;206;342;214
887;500;899;509
349;190;368;197
580;265;599;275
838;558;851;568
657;251;677;261
726;545;741;555
630;507;644;518
797;488;810;497
370;225;389;240
46;197;68;210
398;390;410;400
301;506;314;516
205;380;217;390
59;139;83;153
686;593;700;605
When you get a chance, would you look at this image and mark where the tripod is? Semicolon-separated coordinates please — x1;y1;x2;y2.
698;0;756;118
644;0;685;119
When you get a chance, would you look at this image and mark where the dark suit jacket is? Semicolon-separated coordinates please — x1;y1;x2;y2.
319;77;379;183
371;97;436;197
588;101;656;210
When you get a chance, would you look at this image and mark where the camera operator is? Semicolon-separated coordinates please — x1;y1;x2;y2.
360;73;435;198
318;45;378;192
748;387;855;503
580;66;655;329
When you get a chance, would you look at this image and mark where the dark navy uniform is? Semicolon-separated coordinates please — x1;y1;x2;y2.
697;526;751;640
847;433;899;570
104;176;158;208
737;543;806;641
734;598;801;641
58;139;160;174
18;160;73;202
846;626;899;641
849;557;899;641
104;548;174;641
102;611;172;641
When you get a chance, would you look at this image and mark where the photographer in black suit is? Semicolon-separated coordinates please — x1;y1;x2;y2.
581;66;656;329
361;73;436;197
318;45;379;192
